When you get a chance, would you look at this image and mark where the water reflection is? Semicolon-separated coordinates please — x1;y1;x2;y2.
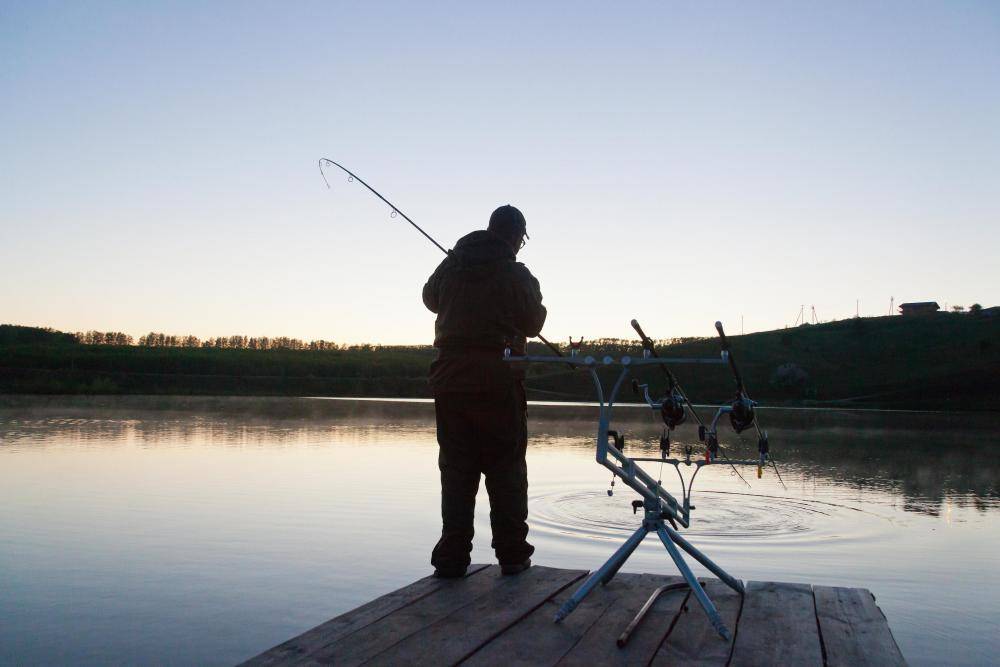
3;396;997;517
1;396;998;666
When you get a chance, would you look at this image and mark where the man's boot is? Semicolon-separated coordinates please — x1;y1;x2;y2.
500;558;531;575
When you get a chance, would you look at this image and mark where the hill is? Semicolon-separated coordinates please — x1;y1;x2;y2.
1;315;998;409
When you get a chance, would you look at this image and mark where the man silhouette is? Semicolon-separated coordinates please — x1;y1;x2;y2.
422;205;546;577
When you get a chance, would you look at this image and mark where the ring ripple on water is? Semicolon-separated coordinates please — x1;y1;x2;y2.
529;487;893;548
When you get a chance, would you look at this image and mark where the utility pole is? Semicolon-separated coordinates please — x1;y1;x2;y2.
741;315;744;335
889;296;894;316
811;305;818;324
856;299;860;318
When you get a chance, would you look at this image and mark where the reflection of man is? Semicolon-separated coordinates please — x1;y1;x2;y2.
422;205;547;577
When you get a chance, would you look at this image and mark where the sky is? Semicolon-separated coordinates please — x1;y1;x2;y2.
2;1;998;344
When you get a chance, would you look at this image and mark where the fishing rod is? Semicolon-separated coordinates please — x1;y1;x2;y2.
631;319;750;487
319;158;447;255
714;322;786;487
318;158;565;358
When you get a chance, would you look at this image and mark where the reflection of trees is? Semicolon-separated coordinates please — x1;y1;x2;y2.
3;397;996;517
0;396;439;450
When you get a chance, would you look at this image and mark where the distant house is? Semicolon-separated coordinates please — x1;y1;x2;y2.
899;301;940;316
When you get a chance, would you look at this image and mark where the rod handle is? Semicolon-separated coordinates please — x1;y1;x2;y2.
715;321;745;393
631;318;649;342
631;318;657;355
714;321;729;350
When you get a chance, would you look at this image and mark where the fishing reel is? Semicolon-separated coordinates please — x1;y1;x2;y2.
728;395;756;434
659;392;686;429
631;379;686;429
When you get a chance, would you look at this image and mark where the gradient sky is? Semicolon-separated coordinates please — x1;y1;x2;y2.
2;2;998;344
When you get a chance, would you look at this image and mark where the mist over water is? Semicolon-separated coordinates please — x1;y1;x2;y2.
1;397;997;665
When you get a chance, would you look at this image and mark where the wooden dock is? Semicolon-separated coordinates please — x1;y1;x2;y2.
242;564;906;666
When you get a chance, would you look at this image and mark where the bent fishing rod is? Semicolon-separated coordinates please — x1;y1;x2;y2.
318;158;565;358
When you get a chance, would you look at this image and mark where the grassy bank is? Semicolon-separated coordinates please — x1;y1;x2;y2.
2;314;998;409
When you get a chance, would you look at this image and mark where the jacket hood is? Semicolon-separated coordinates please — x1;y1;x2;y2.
453;230;514;265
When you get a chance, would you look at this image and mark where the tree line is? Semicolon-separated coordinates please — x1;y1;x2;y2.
76;331;134;346
69;331;705;352
74;331;342;350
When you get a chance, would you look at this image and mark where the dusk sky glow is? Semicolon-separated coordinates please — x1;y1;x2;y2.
2;2;998;343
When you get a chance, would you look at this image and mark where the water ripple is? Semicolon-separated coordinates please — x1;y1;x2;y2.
530;488;891;545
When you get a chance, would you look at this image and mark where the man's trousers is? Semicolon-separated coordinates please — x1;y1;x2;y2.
430;384;534;571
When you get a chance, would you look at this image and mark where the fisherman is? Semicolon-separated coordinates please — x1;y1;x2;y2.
422;205;547;578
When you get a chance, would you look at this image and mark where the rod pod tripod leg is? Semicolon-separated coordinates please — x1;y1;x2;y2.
553;512;736;641
654;525;732;640
553;523;648;623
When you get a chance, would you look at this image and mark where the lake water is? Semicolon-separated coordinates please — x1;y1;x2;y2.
1;396;998;666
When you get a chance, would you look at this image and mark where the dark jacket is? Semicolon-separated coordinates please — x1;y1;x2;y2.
423;230;546;394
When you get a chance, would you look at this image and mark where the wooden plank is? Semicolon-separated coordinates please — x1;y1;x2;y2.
364;565;587;666
240;564;491;666
463;571;662;666
650;578;743;667
730;581;823;667
814;586;907;667
556;573;689;666
308;564;520;666
245;566;906;667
